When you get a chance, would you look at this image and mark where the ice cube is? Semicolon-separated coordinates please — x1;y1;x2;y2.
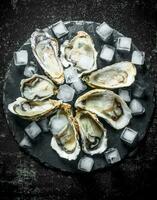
24;63;38;77
78;156;94;172
104;148;121;164
25;122;41;139
116;37;132;52
19;135;31;148
71;78;87;94
120;127;138;145
132;83;145;98
130;99;145;115
131;51;145;65
118;89;131;102
38;118;49;132
52;20;69;38
96;22;113;42
64;66;79;84
77;55;94;70
57;84;75;102
49;114;68;135
100;45;115;62
14;50;28;66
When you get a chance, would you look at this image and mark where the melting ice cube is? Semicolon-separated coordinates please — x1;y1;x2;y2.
24;62;38;77
52;20;69;38
57;84;75;102
118;89;131;102
64;66;79;83
49;114;68;135
78;156;94;172
96;22;113;42
19;135;31;148
132;83;145;98
25;122;41;140
100;45;115;62
71;78;87;94
116;37;132;52
130;99;145;115
14;50;28;66
104;148;121;164
120;127;138;145
38;118;49;132
131;51;145;65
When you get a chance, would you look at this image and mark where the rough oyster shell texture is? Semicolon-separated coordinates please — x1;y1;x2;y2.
75;89;132;130
75;110;107;155
20;74;58;101
8;97;60;121
31;29;64;84
50;103;80;160
61;31;98;76
83;61;137;89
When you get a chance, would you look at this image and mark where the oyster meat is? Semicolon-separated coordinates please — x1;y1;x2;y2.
49;103;80;160
8;97;60;121
31;29;64;84
83;61;136;89
61;31;98;76
75;110;107;155
20;74;58;101
75;89;132;129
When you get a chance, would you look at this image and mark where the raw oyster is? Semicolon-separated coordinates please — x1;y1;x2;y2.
61;31;98;76
49;103;80;160
8;97;60;121
20;74;58;101
75;89;132;130
75;110;107;155
31;29;64;84
83;61;136;89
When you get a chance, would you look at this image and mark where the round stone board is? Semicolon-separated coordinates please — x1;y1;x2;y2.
3;21;155;173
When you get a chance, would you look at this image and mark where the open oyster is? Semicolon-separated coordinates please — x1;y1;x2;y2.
31;29;64;84
75;110;107;155
8;97;60;121
20;74;58;101
75;89;132;129
61;31;98;76
83;61;136;89
49;103;80;160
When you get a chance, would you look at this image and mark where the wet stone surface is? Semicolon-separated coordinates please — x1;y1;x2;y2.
0;0;157;199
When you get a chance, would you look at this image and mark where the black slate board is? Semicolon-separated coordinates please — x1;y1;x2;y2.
3;21;155;173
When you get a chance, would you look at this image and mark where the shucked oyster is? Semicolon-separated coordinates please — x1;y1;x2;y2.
49;103;80;160
31;29;64;84
75;89;132;130
8;97;60;121
20;74;58;101
75;110;107;155
61;31;98;76
83;61;136;89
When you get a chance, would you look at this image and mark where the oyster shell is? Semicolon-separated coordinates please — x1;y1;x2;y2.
75;89;132;129
61;31;98;76
20;74;58;101
8;97;60;121
31;29;64;84
50;103;80;160
75;110;107;155
83;61;136;89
